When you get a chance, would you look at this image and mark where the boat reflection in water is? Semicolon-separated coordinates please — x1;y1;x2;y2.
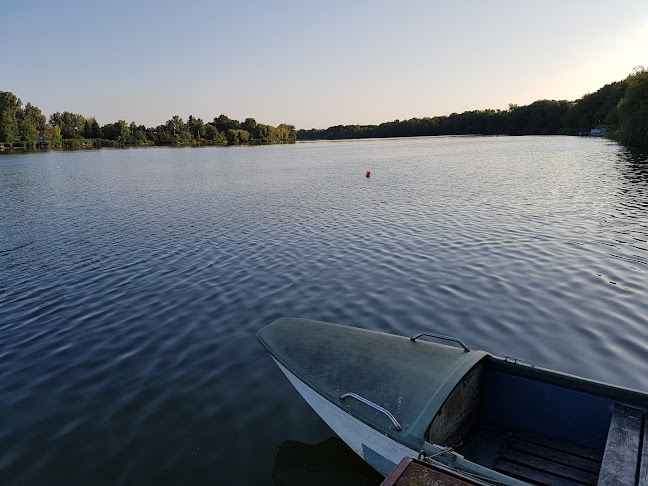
272;437;383;486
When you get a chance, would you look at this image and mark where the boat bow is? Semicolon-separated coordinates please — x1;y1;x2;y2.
257;317;488;449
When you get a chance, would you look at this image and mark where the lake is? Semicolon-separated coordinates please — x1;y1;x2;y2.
1;136;647;485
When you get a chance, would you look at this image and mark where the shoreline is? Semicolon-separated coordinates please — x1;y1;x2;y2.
0;139;296;153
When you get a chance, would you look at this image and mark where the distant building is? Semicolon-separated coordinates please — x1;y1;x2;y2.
590;127;607;137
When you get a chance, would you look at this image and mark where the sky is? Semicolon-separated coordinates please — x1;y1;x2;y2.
1;0;647;130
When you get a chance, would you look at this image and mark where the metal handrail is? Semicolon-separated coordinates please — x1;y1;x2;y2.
410;332;470;352
339;393;402;431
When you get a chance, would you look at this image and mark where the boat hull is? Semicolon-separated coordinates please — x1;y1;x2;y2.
274;358;415;476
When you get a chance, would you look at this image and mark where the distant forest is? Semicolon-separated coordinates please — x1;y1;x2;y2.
298;67;648;148
2;67;646;151
0;96;296;149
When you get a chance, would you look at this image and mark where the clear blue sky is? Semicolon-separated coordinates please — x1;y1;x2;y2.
1;0;646;129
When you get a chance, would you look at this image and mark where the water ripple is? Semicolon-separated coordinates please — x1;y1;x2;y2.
0;137;647;484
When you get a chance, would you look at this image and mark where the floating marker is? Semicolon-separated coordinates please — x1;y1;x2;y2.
366;171;371;178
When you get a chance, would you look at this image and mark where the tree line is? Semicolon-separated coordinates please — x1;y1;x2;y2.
298;67;648;148
0;95;296;149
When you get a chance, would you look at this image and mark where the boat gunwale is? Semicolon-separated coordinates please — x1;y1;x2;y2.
487;356;648;408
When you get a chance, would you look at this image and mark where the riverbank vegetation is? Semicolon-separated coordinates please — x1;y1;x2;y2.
0;94;296;151
298;67;648;148
2;67;646;151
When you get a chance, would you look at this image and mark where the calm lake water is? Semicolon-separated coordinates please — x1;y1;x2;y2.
1;136;648;485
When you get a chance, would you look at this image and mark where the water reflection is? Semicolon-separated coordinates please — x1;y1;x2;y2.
616;147;648;185
272;437;382;486
612;147;648;258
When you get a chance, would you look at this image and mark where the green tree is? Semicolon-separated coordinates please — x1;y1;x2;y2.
166;116;184;138
116;120;131;143
83;119;93;138
20;102;46;140
102;120;131;142
242;117;257;134
226;129;250;145
277;124;297;142
213;114;240;132
255;123;269;141
19;120;38;141
91;119;102;138
202;124;226;143
43;125;62;141
202;123;216;140
83;117;101;138
128;121;147;144
0;91;22;142
50;111;86;139
565;81;628;133
186;115;204;139
134;129;148;144
617;68;648;147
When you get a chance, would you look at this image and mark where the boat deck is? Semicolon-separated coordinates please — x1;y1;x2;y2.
459;426;602;486
458;403;648;486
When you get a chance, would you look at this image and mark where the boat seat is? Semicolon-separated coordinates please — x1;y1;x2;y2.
597;403;647;486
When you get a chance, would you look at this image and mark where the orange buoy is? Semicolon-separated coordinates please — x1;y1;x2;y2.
366;171;371;178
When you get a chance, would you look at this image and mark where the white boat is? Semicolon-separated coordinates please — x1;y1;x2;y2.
258;317;648;486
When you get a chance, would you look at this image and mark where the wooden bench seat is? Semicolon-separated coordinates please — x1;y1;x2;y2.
597;403;647;486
